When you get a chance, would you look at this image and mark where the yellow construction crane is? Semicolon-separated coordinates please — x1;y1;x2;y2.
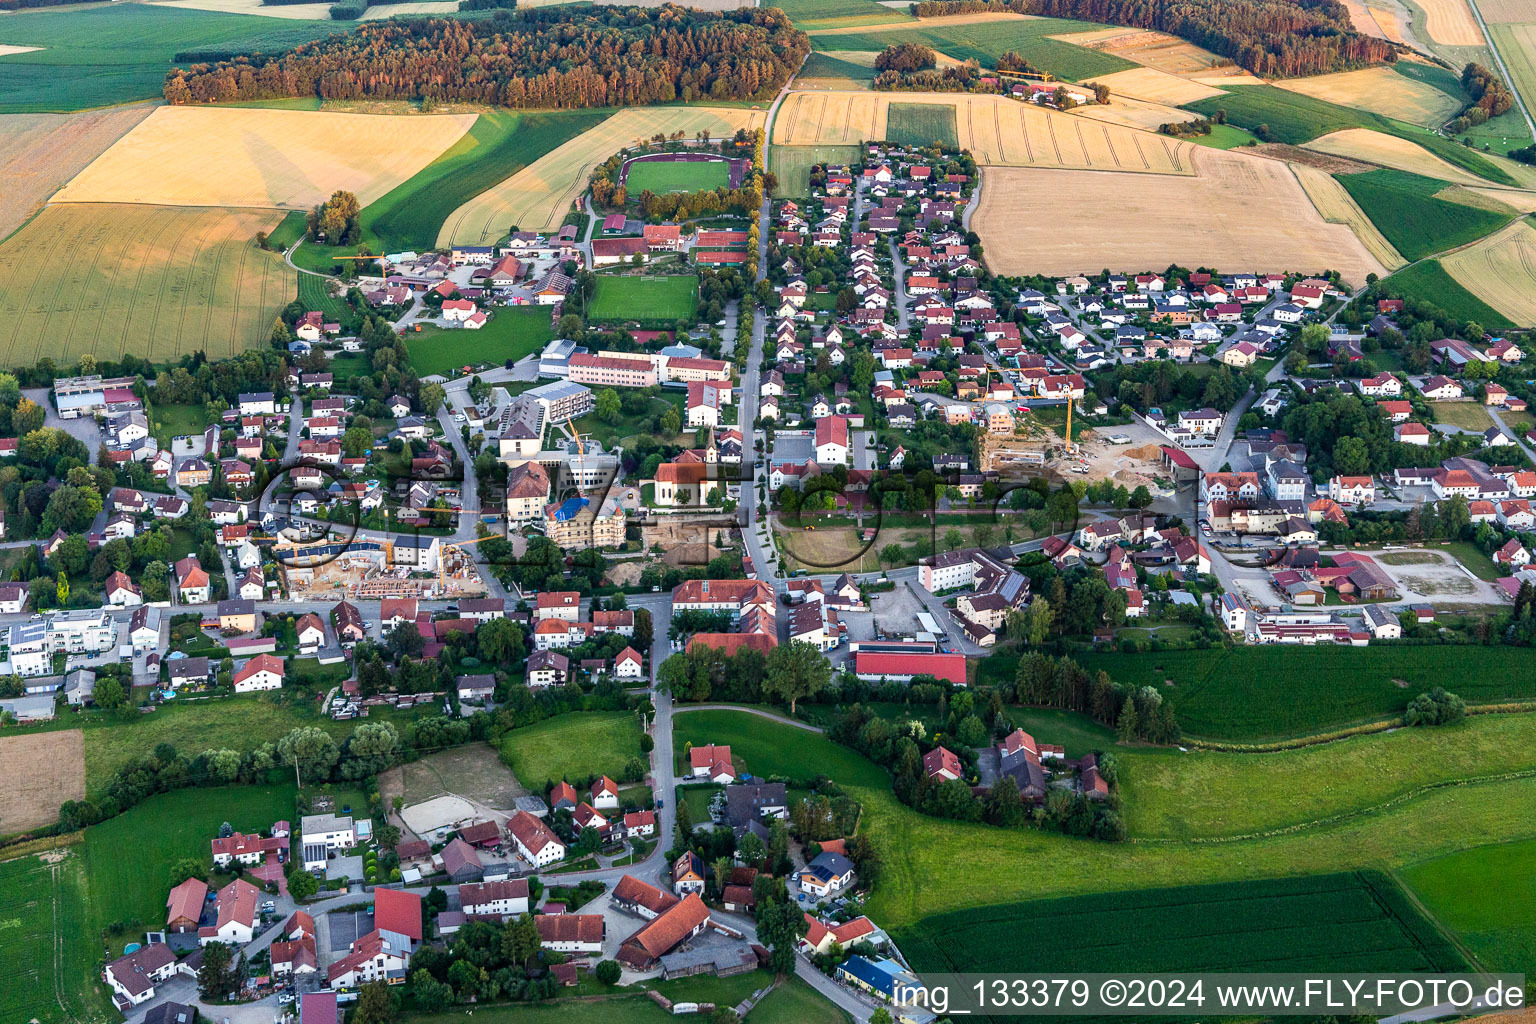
567;416;587;499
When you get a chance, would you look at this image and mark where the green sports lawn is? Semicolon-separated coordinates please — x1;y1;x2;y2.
587;273;698;322
0;4;338;112
498;710;644;790
886;101;959;149
1401;838;1536;973
623;157;732;195
672;708;1536;932
1336;168;1512;261
808;16;1136;81
406;306;552;377
1384;258;1516;330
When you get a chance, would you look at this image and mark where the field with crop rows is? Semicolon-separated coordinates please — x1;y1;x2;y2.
0;852;85;1024
776;0;912;30
1078;66;1225;105
1291;162;1406;270
55;105;475;210
1414;0;1483;45
899;872;1469;978
0;106;153;243
885;101;959;148
1386;258;1515;328
1052;25;1261;84
1439;216;1536;326
588;274;698;322
796;51;878;89
1064;644;1536;740
1490;23;1536;129
808;15;1136;80
0;4;337;113
1336;168;1512;260
1273;66;1462;127
0;203;290;365
439;106;765;245
975;153;1386;287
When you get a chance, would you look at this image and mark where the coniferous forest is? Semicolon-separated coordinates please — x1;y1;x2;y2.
163;5;810;108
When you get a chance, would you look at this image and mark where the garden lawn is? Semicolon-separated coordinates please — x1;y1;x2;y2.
1337;169;1512;260
1383;259;1515;329
1400;838;1536;973
1118;712;1536;840
498;711;644;790
1429;400;1493;430
587;274;698;322
1036;645;1536;742
672;708;1536;933
811;16;1136;80
1184;86;1517;185
624;158;731;195
147;402;213;452
885;102;959;148
770;144;862;197
898;871;1467;978
749;977;850;1024
406;307;552;377
265;211;307;251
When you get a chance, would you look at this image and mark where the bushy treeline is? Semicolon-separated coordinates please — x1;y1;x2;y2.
909;0;1395;78
163;6;810;108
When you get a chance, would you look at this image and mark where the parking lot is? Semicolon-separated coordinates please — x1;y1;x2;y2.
325;909;373;954
867;584;930;636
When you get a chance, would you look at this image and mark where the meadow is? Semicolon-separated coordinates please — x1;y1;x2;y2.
1384;258;1515;328
1184;85;1517;185
672;708;1536;931
796;51;879;88
1337;168;1513;260
406;307;552;377
1401;838;1536;972
898;872;1468;977
1061;645;1536;741
587;274;698;322
497;710;644;791
808;16;1137;80
0;203;291;365
0;3;338;113
775;0;912;29
770;144;862;196
0;849;100;1024
885;101;959;148
298;272;353;327
623;157;732;194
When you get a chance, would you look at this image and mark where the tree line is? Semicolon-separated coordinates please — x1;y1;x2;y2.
909;0;1396;78
163;6;810;108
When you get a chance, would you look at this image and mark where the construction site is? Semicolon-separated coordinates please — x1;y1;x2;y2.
274;534;490;601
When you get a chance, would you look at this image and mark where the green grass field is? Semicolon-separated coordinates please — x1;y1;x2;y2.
673;709;1536;932
498;711;645;790
0;854;73;1024
1401;839;1536;973
265;211;307;251
811;16;1136;80
623;157;732;195
885;102;959;148
1012;645;1536;742
750;977;850;1024
406;306;552;377
1384;258;1515;330
798;51;878;83
777;0;913;29
403;971;779;1024
1337;169;1512;260
899;872;1468;978
771;144;862;197
146;401;214;454
0;4;338;112
587;274;698;322
1185;85;1518;186
297;272;352;326
1184;122;1261;149
1120;712;1536;840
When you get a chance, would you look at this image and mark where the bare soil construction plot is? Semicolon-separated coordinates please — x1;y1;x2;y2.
439;105;765;244
392;743;524;811
54;105;476;209
1415;0;1484;44
775;90;1194;173
0;730;84;832
1440;218;1536;326
1303;128;1490;184
0;203;290;365
1292;162;1407;270
974;150;1387;285
0;105;152;242
1274;67;1462;127
1078;66;1226;106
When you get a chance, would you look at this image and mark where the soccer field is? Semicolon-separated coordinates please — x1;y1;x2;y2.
623;157;732;194
587;274;698;322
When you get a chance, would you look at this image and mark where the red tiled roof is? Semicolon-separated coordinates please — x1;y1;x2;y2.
536;914;604;944
373;886;422;942
623;893;710;961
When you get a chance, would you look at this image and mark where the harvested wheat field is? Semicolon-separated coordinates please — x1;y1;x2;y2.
0;105;153;242
806;10;1033;35
55;105;476;210
1078;66;1226;105
1364;0;1412;42
974;152;1387;285
1457;186;1536;212
1275;66;1461;126
0;730;84;832
775;90;1194;172
0;203;290;365
1292;162;1406;270
1054;26;1259;83
1441;218;1536;325
1068;95;1201;131
1303;128;1490;184
1417;0;1484;45
1477;0;1534;23
439;105;765;244
1342;0;1390;37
